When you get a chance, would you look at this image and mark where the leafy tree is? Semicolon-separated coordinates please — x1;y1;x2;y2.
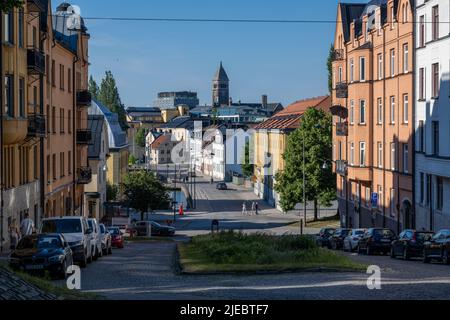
128;154;138;166
135;128;148;148
122;171;171;221
327;44;334;94
275;108;336;220
106;182;119;202
241;141;254;178
88;76;99;100
97;71;128;131
0;0;24;11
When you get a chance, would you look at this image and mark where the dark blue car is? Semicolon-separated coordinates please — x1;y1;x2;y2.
9;234;74;279
358;228;397;255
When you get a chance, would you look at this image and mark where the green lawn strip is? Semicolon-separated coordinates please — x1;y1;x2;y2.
0;262;103;300
288;214;341;229
178;232;367;274
125;236;175;243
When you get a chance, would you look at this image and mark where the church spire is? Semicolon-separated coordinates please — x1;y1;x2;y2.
212;62;230;107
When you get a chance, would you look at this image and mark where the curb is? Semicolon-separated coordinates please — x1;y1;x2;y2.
178;267;366;276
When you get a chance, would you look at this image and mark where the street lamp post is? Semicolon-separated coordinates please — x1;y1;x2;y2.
303;131;307;229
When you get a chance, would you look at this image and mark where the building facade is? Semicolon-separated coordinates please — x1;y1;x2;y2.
332;0;414;233
415;0;450;231
154;91;199;110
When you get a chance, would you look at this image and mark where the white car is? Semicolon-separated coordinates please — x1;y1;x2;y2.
40;217;93;268
343;229;366;252
87;218;102;260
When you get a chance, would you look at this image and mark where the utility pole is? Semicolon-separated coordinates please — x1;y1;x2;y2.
303;131;307;228
0;9;4;253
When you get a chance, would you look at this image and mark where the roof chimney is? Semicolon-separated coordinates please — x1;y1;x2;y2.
262;95;268;108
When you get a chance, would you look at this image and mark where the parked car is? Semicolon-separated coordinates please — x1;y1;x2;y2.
216;183;228;190
316;228;336;248
108;227;124;249
423;229;450;264
9;234;73;279
390;230;434;260
87;218;102;260
150;221;176;237
40;217;92;268
99;224;112;255
358;228;397;255
134;221;152;236
114;224;138;238
329;228;352;250
343;229;366;252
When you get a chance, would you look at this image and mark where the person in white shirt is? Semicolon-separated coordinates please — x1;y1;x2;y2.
20;213;35;237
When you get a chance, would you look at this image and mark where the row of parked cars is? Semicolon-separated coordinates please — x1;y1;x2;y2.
316;227;450;264
8;216;125;279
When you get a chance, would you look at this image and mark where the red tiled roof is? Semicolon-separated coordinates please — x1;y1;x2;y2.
255;96;331;130
150;134;172;149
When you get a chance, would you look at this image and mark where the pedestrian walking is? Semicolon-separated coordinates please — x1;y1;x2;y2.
20;213;35;237
9;219;20;251
255;202;259;215
242;202;248;216
251;202;256;216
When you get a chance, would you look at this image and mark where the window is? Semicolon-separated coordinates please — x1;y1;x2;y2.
68;110;72;133
5;75;14;117
420;173;425;204
46;105;50;134
390;49;395;77
349;100;354;124
403;144;409;174
432;63;439;98
46;155;51;183
377;54;383;80
32;26;37;49
437;177;444;211
18;9;24;48
360;142;366;167
4;11;14;44
426;174;432;206
390;5;395;29
419;15;425;47
377;142;383;168
19;78;25;118
52;154;56;180
365;188;371;208
390;189;396;216
60;109;65;133
51;60;56;87
359;57;366;81
378;185;383;211
68;68;72;92
33;86;37;110
432;5;439;41
338;66;343;83
68;151;72;175
60;152;65;178
33;146;38;180
52;107;56;134
403;94;409;124
419;68;425;100
418;120;424;152
350;142;355;166
391;142;396;170
350;59;354;82
390;96;395;124
60;65;65;90
403;44;409;73
359;100;366;124
377;98;383;124
432;121;439;155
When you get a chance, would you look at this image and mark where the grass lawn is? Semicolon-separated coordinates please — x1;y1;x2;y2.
125;236;174;243
289;214;341;229
0;262;103;300
178;231;366;274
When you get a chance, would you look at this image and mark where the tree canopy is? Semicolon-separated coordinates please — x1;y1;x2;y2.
275;107;336;218
135;128;148;148
0;0;23;11
122;171;170;221
241;141;254;178
327;44;334;94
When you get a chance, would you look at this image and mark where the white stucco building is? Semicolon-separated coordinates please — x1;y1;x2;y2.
415;0;450;231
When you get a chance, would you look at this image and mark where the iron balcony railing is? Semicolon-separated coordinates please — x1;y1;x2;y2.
27;49;45;75
77;167;92;185
77;90;92;107
332;49;344;61
336;122;349;136
77;129;92;145
27;114;46;137
27;0;47;12
335;82;348;99
335;160;348;176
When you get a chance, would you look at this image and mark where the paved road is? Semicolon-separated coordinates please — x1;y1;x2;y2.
74;242;450;300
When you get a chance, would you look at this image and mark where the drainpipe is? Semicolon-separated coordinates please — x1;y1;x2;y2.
411;5;417;230
382;24;386;229
40;12;47;225
0;10;4;253
73;54;78;216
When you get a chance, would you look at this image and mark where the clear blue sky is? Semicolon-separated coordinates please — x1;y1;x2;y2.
62;0;364;108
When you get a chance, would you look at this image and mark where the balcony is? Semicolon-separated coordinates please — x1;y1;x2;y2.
332;49;344;61
335;160;348;176
77;91;92;107
335;83;348;99
27;0;46;12
77;167;92;185
27;114;46;137
336;122;348;136
27;49;45;75
77;129;92;145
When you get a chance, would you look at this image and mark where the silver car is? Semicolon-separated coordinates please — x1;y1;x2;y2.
87;218;102;260
343;229;366;252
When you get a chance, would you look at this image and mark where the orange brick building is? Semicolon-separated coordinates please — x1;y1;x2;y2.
332;0;414;233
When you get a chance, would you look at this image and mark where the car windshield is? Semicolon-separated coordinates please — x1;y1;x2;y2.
373;229;394;238
88;220;94;229
354;230;365;235
108;228;120;235
17;236;61;250
417;232;434;241
151;222;162;228
100;225;106;233
41;219;82;234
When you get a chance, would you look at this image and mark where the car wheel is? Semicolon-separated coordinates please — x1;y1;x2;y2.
93;247;99;261
403;248;410;261
108;245;113;255
99;246;103;258
87;249;93;263
357;245;362;254
80;254;87;268
366;245;372;256
390;247;396;259
423;250;431;264
443;250;450;265
59;260;68;280
332;241;337;250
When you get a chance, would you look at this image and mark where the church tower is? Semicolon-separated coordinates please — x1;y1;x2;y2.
212;62;230;107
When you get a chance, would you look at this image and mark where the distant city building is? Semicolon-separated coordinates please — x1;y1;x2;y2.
212;62;230;107
154;91;199;110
